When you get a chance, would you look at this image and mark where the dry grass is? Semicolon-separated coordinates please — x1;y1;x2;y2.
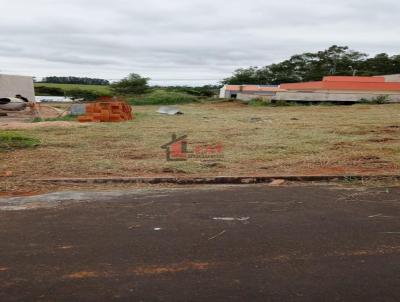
1;102;400;193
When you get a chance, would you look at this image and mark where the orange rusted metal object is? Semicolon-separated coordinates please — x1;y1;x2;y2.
78;97;134;123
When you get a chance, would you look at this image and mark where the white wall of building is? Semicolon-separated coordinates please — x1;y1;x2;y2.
219;85;228;98
273;91;400;103
382;74;400;82
236;93;274;102
0;74;35;102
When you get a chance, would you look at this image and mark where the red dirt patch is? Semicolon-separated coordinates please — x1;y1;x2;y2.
329;142;356;150
303;166;348;175
367;138;396;143
204;101;246;109
0;121;81;130
0;267;9;272
133;261;210;276
331;246;400;257
0;191;43;197
333;125;400;136
350;155;382;162
303;165;399;176
64;271;99;279
332;141;356;147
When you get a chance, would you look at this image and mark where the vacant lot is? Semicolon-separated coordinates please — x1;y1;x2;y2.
1;102;400;192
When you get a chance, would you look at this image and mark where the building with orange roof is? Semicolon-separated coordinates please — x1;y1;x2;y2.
276;75;400;103
220;75;400;103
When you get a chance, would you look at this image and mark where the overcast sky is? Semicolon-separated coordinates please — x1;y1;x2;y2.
0;0;399;85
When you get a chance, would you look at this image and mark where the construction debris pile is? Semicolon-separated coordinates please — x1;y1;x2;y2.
78;97;134;122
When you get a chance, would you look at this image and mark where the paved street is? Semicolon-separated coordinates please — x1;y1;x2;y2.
0;185;400;302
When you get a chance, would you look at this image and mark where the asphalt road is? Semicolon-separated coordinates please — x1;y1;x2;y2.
1;185;400;302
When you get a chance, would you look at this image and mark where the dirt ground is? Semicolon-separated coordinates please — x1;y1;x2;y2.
1;102;400;194
0;121;81;130
0;105;71;129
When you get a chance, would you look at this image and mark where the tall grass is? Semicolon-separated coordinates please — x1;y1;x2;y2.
129;90;199;105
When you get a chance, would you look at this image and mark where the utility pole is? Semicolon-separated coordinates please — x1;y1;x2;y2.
349;66;357;76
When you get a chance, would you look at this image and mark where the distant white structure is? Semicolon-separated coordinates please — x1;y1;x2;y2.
219;85;285;101
35;96;74;103
0;74;35;102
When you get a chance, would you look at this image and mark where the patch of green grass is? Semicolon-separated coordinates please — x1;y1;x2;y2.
248;98;269;106
129;90;199;105
35;83;111;95
32;115;77;123
0;132;40;152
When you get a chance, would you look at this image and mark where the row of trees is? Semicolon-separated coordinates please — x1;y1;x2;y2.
40;76;110;85
223;45;400;85
35;73;219;99
110;74;219;97
37;45;400;93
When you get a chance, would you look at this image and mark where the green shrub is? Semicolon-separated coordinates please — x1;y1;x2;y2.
371;95;390;104
149;85;219;98
248;98;269;106
110;73;149;95
0;132;40;152
359;95;390;104
129;90;199;105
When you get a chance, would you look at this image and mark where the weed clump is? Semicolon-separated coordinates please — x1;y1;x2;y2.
0;132;40;152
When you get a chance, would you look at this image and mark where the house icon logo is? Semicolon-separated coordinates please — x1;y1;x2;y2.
161;134;191;161
161;133;224;162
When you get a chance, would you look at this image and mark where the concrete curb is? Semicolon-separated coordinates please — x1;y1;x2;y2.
31;175;400;185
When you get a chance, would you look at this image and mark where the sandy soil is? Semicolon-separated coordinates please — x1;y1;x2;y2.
0;121;81;129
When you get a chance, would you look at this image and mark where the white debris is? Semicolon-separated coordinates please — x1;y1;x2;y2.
213;217;250;222
270;179;286;186
157;106;183;115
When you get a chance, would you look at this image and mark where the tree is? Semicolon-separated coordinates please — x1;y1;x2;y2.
222;45;399;85
360;53;400;76
41;76;110;85
222;67;264;85
110;73;150;95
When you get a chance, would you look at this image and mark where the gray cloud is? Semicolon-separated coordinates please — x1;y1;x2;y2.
0;0;399;85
